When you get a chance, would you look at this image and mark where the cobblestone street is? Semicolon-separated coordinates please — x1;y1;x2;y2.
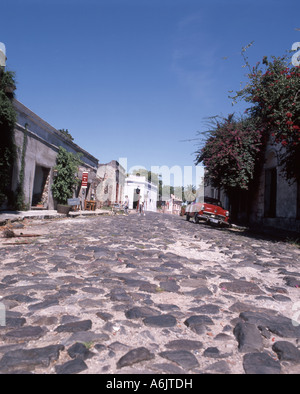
0;212;300;374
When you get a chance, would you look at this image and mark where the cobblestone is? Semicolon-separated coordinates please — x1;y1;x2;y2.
0;212;300;374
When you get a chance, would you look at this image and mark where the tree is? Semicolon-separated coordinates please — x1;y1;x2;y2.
0;69;16;207
232;53;300;182
51;147;82;205
195;115;263;192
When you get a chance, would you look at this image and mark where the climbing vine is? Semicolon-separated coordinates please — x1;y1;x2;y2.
232;52;300;183
14;124;28;210
0;69;17;207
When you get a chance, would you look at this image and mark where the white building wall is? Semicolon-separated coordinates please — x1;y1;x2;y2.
123;175;157;212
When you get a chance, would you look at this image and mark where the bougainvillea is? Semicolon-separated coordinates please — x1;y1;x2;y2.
195;115;263;191
234;54;300;182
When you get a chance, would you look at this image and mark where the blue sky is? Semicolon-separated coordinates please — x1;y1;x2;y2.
2;0;300;185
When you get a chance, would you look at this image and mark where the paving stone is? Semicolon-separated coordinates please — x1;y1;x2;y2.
81;287;105;295
240;311;300;338
157;304;180;312
55;358;88;374
96;311;114;321
3;317;26;328
283;276;300;288
184;315;214;328
108;341;130;352
159;280;180;293
4;326;45;341
272;294;291;302
205;360;231;374
28;299;60;312
67;342;94;360
3;294;37;303
159;350;199;370
63;331;110;346
32;316;58;326
272;341;300;363
55;320;92;333
189;304;220;314
150;362;185;374
219;280;264;295
165;339;203;351
78;299;103;308
116;347;155;369
0;345;64;372
143;314;177;328
184;287;213;297
94;344;106;352
109;288;132;302
203;347;221;358
138;282;158;293
125;306;160;319
233;322;264;352
243;352;281;374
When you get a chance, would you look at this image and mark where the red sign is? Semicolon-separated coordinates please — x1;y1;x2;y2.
81;172;88;188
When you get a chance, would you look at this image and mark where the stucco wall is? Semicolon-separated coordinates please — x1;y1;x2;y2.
249;143;300;233
124;175;157;212
12;125;57;209
96;161;126;205
10;101;98;210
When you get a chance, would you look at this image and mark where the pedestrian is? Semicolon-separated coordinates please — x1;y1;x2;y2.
135;187;140;213
123;195;129;215
139;200;145;216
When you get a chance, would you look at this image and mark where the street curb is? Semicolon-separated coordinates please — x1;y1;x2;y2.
0;209;111;226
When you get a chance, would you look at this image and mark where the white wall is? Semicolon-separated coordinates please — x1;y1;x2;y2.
124;175;157;212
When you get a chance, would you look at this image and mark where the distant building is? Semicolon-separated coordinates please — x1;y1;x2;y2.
96;160;126;206
9;100;98;210
165;194;182;215
124;175;157;212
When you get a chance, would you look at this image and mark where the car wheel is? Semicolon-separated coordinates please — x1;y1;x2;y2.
193;213;199;224
185;213;190;221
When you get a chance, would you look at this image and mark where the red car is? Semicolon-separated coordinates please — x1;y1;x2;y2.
185;197;230;226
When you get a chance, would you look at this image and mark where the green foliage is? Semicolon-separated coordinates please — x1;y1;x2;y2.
14;124;28;210
0;70;16;99
0;69;17;207
198;46;300;197
232;53;300;182
51;147;82;205
195;115;263;192
58;128;74;141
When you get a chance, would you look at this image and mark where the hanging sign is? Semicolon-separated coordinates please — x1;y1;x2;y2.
81;172;88;188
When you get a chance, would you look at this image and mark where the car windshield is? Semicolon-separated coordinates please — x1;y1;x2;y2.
187;197;224;209
205;198;223;208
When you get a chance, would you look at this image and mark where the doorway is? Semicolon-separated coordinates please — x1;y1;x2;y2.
32;165;50;208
